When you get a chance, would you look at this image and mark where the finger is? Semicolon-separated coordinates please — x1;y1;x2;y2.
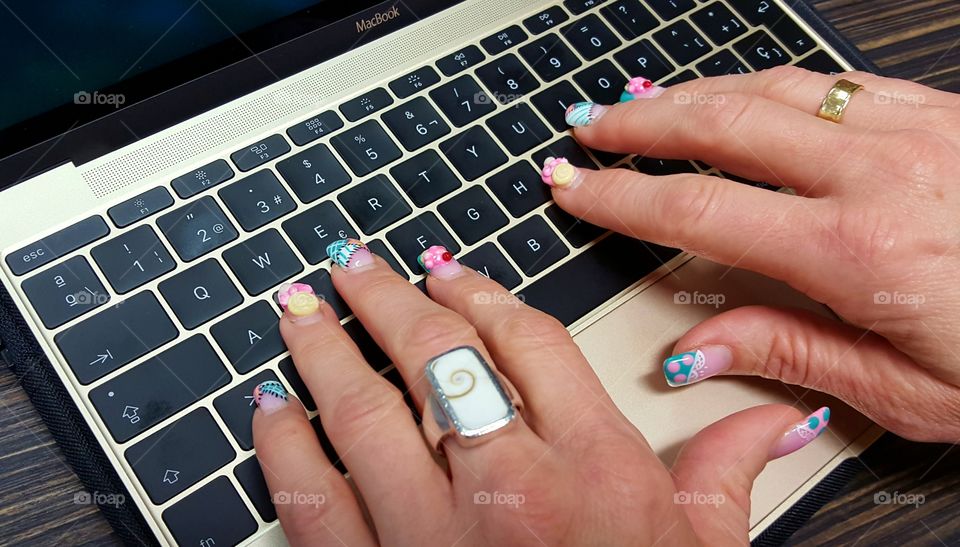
670;404;828;544
252;384;376;547
275;283;451;538
567;82;868;193
545;161;833;292
662;305;960;442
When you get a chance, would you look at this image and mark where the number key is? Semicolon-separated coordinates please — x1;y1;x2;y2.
91;225;175;294
156;196;239;262
331;120;403;176
382;97;451;151
429;75;496;128
560;14;621;61
218;170;297;232
475;54;540;104
519;34;582;82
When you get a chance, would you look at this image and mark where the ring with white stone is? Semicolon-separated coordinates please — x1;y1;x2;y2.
422;346;523;451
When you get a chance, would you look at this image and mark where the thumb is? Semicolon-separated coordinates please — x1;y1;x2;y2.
663;305;960;442
671;404;829;546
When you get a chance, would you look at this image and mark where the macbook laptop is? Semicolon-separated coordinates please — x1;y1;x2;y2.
0;0;882;544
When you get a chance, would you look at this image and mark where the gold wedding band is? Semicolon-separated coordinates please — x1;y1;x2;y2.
817;79;864;123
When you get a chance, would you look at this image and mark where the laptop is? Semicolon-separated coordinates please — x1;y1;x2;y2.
0;0;882;544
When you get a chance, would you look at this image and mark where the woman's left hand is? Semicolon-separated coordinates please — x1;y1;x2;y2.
250;241;828;546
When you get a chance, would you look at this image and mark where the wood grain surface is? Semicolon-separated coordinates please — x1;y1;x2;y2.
1;0;959;545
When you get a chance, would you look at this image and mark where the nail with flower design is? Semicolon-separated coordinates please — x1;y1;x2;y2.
419;245;463;279
326;238;374;271
277;282;322;319
620;76;666;102
770;407;831;459
540;156;582;189
253;380;288;415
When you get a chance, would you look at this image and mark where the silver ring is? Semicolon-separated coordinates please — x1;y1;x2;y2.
422;346;524;452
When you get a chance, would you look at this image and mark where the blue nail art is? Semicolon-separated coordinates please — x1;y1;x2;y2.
326;238;372;269
254;380;288;406
564;102;607;127
662;350;705;386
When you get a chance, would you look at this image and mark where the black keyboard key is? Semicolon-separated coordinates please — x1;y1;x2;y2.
340;88;394;121
389;150;462;207
286;110;344;146
429;75;496;128
654;20;712;65
438;186;508;246
519;34;582;82
601;0;659;40
532;81;587;132
460;242;522;290
545;204;607;247
159;259;243;329
634;156;699;176
366;240;408;278
386;212;461;272
486;103;552;156
382;97;451;151
54;292;177;385
218;170;296;232
518;233;680;326
647;0;696;20
108;187;174;228
533;137;598;170
573;60;629;105
171;159;235;198
213;370;282;450
475;54;540;104
565;0;609;14
439;126;507;181
614;40;676;83
6;216;109;276
223;229;303;295
796;50;844;74
338;174;412;234
282;201;360;264
728;0;786;26
21;256;108;329
436;45;485;76
770;16;815;56
90;226;175;294
523;6;569;35
211;301;285;374
163;477;257;546
331;120;403;176
486;161;552;218
480;25;528;55
389;66;441;99
90;335;230;443
278;356;316;411
734;31;790;70
342;319;390;371
231;134;291;172
157;196;239;261
234;457;277;522
293;268;350;320
560;14;622;61
697;50;750;76
691;3;747;45
498;216;570;277
663;69;699;86
276;143;352;203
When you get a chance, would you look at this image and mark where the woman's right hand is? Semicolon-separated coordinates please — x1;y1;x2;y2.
547;66;960;442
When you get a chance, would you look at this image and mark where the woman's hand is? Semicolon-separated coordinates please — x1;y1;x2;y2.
251;241;828;546
551;66;960;442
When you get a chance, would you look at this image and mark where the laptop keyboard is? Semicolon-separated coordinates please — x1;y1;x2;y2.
4;0;847;543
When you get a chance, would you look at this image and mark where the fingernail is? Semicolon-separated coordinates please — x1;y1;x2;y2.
540;157;582;189
418;245;463;279
620;76;666;102
565;101;609;127
277;282;322;319
770;407;831;459
253;380;288;415
662;346;732;387
327;238;374;271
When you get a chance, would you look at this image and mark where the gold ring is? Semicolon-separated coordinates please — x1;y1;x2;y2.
817;79;864;123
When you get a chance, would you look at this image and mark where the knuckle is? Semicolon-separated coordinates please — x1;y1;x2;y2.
761;329;815;386
498;312;571;350
759;65;812;98
697;92;755;144
654;178;726;249
327;381;403;439
875;130;950;189
397;312;480;353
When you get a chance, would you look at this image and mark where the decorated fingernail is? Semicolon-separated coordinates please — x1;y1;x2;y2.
253;380;288;415
565;101;609;127
540;157;581;189
662;346;732;387
326;238;374;270
277;282;321;317
770;407;831;459
418;245;462;279
620;77;666;102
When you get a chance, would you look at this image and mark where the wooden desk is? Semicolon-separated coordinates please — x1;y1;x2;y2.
1;0;958;544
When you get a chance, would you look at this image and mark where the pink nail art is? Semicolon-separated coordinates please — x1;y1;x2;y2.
277;283;313;309
540;156;580;188
770;407;831;459
253;380;288;415
620;76;667;102
662;346;733;387
418;245;462;279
